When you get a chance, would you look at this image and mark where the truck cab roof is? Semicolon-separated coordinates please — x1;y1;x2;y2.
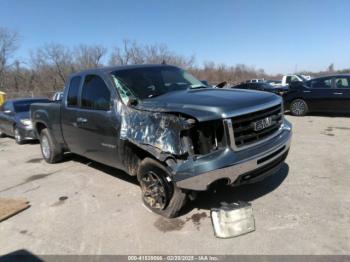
70;64;174;77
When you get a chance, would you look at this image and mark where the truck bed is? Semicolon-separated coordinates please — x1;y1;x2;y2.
30;102;65;146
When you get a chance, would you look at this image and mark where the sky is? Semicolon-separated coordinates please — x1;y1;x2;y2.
1;0;350;74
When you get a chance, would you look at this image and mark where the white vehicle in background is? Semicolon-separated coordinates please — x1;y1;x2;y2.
281;74;311;86
52;92;64;101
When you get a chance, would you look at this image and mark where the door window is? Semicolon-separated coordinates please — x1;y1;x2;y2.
334;77;350;88
290;76;300;82
67;76;81;107
311;78;332;88
81;75;111;111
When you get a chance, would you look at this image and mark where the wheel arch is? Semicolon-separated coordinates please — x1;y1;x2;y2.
35;122;48;136
121;140;181;178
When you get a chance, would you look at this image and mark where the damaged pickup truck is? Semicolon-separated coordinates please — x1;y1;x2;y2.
31;65;292;217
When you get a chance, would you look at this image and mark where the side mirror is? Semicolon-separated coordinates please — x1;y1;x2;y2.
4;110;12;115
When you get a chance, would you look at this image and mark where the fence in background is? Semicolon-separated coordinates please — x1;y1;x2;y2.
3;91;58;100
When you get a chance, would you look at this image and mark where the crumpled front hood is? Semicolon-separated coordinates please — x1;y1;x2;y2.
136;88;281;121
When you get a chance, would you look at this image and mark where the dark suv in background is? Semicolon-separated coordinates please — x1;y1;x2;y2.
232;82;289;96
285;75;350;116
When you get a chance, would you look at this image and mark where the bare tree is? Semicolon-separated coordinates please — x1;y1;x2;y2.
0;27;19;89
8;36;350;99
74;44;107;69
31;43;74;86
28;44;74;94
109;40;194;68
109;39;145;65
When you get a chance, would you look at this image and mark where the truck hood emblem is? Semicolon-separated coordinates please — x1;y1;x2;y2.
253;117;273;131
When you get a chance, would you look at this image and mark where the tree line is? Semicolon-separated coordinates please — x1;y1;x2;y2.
0;27;349;98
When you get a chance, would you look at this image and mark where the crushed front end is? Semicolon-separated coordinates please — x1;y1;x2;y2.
117;99;292;192
171;101;292;191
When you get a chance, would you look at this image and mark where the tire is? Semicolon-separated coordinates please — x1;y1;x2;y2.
14;127;25;145
138;158;187;218
0;130;5;138
40;128;63;163
290;99;309;116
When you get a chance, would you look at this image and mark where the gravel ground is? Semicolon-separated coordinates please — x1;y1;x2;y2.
0;115;349;255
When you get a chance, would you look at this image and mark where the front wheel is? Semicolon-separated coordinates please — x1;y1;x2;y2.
0;130;5;138
138;158;187;218
40;128;63;163
290;99;309;116
14;127;25;145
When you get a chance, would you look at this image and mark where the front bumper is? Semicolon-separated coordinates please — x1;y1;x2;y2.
18;125;36;140
173;119;292;191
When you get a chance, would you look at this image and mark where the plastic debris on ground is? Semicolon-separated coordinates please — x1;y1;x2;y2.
211;201;255;238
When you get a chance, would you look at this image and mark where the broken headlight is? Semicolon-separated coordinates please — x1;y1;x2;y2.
189;120;225;155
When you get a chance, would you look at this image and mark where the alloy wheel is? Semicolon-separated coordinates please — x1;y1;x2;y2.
140;171;170;210
41;135;51;159
291;100;307;116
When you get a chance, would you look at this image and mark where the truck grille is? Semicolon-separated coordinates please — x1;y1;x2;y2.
231;104;283;148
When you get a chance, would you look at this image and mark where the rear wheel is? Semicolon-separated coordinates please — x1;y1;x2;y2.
14;127;25;145
0;130;5;138
40;128;63;163
138;158;187;218
290;99;309;116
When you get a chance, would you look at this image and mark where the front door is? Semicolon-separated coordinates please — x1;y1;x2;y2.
75;74;121;168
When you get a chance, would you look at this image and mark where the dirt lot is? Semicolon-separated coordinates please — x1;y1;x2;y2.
0;115;349;255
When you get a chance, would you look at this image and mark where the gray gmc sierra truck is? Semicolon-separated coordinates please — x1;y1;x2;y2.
31;64;292;217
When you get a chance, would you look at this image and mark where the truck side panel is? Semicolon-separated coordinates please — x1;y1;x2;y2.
31;102;66;148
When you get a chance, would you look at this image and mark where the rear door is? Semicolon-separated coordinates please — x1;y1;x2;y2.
61;76;82;153
332;76;350;112
74;74;120;167
305;77;334;112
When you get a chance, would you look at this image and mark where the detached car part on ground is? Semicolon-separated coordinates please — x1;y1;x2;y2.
0;98;49;144
31;65;292;218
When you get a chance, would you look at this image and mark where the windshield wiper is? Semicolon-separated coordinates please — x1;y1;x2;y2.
189;85;209;89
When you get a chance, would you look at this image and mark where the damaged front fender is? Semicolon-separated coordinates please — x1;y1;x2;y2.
117;101;193;159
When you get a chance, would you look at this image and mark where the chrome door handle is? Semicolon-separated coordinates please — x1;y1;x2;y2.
303;90;311;93
76;117;88;123
333;92;343;95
